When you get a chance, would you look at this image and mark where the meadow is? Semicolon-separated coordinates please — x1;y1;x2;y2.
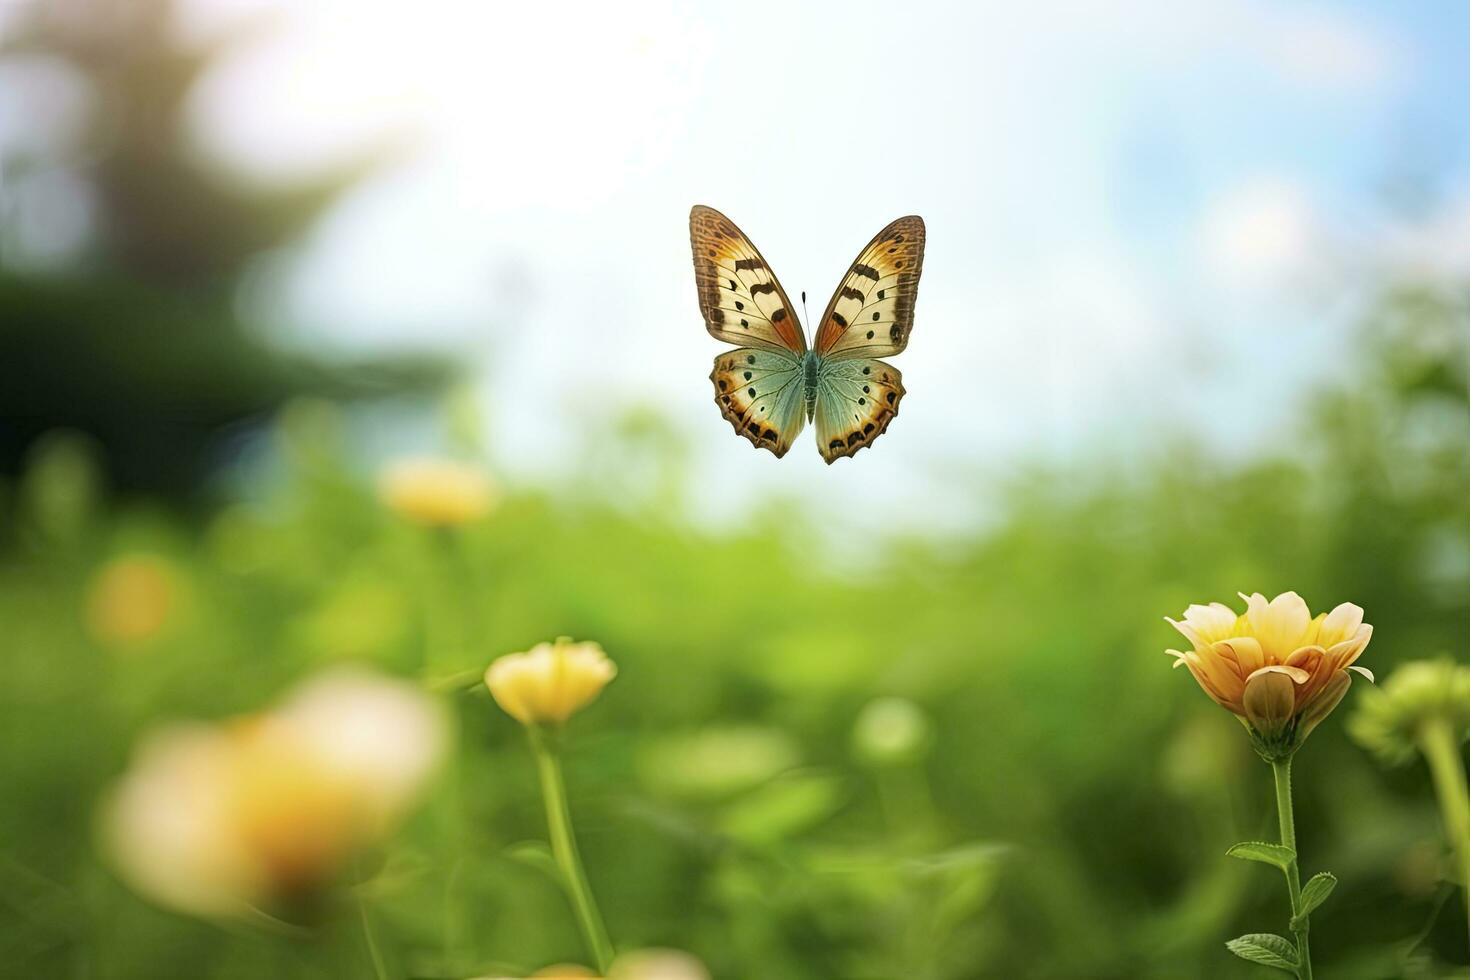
2;282;1467;979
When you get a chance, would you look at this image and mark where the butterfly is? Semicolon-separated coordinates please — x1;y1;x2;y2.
690;205;925;463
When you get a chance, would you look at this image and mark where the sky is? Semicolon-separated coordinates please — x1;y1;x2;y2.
11;0;1470;533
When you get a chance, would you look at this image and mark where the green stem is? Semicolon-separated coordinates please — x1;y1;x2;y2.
358;892;390;980
1419;718;1470;951
1272;757;1312;980
530;730;614;973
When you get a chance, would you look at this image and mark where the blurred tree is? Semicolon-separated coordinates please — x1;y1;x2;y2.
0;0;448;501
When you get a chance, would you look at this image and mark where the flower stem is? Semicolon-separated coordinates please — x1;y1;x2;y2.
358;892;389;980
1272;757;1312;980
530;729;614;974
1419;717;1470;950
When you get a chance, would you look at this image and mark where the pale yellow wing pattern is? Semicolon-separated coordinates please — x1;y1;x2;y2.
812;216;925;359
814;357;905;463
689;205;807;354
710;347;807;457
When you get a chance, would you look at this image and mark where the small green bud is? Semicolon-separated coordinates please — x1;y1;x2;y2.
1348;657;1470;766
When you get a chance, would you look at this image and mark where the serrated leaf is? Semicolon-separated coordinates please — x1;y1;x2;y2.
1226;841;1295;872
1293;871;1337;927
1226;933;1299;973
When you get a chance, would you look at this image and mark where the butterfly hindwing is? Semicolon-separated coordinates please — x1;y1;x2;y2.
813;216;925;360
711;347;807;457
813;357;904;463
690;205;807;354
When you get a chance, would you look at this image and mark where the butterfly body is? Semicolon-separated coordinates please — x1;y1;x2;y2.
690;205;924;463
802;351;820;422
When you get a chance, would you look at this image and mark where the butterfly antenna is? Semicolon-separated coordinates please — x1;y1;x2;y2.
801;290;809;325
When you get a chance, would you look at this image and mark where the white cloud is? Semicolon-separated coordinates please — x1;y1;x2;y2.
1197;176;1323;289
1377;183;1470;279
1256;6;1406;92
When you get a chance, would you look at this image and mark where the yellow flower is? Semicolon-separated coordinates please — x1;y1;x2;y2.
85;554;180;648
378;456;496;527
102;668;445;920
485;638;617;726
471;949;710;980
1166;591;1373;759
609;949;711;980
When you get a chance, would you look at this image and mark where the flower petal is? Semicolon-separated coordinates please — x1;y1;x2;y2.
1284;645;1325;671
1246;591;1313;661
1297;670;1352;741
1347;665;1375;683
1318;603;1365;648
1165;617;1207;651
1326;624;1373;671
1182;602;1241;644
1243;669;1297;737
1247;664;1311;685
1217;636;1264;676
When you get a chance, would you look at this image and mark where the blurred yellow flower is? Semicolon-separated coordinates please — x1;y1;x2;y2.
102;668;445;920
486;638;617;726
608;949;711;980
378;455;496;527
473;949;710;980
1166;591;1373;759
85;554;179;648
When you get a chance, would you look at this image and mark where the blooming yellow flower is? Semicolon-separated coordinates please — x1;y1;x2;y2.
1166;591;1373;758
486;638;617;726
102;668;445;919
378;456;496;527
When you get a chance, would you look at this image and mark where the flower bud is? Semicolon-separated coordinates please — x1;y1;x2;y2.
1349;657;1470;765
852;697;933;767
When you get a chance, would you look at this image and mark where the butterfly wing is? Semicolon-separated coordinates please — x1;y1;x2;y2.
711;347;807;457
812;216;925;359
813;357;904;463
690;205;807;354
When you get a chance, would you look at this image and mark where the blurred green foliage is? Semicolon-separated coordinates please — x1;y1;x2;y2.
0;281;1466;979
0;0;447;502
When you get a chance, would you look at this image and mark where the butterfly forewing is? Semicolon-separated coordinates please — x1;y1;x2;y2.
711;347;807;457
690;205;807;354
813;216;925;360
813;358;904;463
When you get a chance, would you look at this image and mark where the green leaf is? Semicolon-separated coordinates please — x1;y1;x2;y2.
504;840;563;886
1293;872;1338;927
1226;933;1299;974
1226;841;1295;872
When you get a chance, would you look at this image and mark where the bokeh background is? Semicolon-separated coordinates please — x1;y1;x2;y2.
2;0;1469;977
